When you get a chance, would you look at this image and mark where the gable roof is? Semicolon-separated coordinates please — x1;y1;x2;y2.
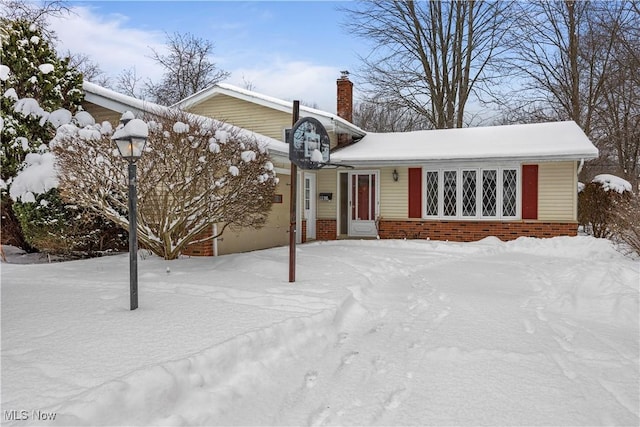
331;121;598;166
82;81;288;156
173;83;366;138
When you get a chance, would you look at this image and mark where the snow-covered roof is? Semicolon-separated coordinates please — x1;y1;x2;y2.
331;121;599;165
82;81;288;156
173;83;366;138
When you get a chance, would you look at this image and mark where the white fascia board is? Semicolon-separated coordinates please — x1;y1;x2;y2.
330;153;599;168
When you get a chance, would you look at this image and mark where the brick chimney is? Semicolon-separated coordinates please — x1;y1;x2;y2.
336;71;353;123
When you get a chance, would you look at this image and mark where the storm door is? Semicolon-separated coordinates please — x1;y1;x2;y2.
348;171;379;237
304;173;316;240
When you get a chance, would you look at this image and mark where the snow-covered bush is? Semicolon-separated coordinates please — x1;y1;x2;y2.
611;193;640;255
578;174;632;238
12;188;127;256
52;110;277;260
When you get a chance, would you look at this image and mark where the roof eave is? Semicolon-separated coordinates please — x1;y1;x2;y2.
83;91;145;115
176;85;367;138
330;153;600;167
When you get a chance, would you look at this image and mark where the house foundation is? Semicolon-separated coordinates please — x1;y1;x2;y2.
378;220;577;241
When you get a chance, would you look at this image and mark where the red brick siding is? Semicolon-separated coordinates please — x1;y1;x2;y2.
378;219;577;242
317;219;337;240
301;220;307;243
183;227;214;256
336;76;353;123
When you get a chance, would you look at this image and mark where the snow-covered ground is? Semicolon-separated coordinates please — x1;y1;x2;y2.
1;237;638;426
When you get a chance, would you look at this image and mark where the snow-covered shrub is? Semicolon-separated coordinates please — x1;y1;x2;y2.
610;193;640;255
578;174;632;238
12;188;127;256
53;110;277;260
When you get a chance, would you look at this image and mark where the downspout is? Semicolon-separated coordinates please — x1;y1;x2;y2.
213;223;218;257
577;158;584;175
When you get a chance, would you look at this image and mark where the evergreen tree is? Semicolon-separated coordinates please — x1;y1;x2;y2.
0;18;83;251
1;19;83;182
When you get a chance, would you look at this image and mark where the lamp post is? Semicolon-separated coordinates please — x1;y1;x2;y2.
111;112;148;310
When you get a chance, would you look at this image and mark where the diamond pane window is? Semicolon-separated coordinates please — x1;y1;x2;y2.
482;170;497;216
502;169;517;217
425;171;439;216
462;170;477;216
443;170;457;216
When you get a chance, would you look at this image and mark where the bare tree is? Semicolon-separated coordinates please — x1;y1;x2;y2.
66;51;111;87
241;75;255;91
0;0;70;37
502;1;628;135
343;0;511;129
144;32;230;106
500;1;639;185
353;97;431;132
593;3;640;185
116;67;143;98
52;110;277;260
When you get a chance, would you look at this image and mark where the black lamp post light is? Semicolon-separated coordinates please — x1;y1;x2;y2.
111;112;148;310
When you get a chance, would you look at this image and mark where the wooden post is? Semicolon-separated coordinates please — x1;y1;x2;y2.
289;101;300;283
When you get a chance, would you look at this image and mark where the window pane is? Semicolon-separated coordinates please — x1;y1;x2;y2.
304;179;310;211
502;169;517;217
482;170;497;216
425;171;438;216
357;174;371;220
462;170;476;216
443;170;457;216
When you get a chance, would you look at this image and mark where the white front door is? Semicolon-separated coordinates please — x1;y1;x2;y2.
304;173;316;240
348;171;379;237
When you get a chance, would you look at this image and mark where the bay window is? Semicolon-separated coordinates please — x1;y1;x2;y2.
424;166;519;219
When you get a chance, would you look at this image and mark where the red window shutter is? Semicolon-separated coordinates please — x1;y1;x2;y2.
522;165;538;219
408;168;422;218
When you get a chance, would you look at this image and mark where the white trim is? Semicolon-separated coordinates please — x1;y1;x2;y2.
348;170;380;237
304;173;317;240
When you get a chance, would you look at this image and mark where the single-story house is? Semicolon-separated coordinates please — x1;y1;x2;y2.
316;121;598;241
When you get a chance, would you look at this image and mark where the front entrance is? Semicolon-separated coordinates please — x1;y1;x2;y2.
348;171;379;237
304;173;316;240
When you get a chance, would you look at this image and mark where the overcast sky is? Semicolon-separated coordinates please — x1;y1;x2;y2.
47;1;369;113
